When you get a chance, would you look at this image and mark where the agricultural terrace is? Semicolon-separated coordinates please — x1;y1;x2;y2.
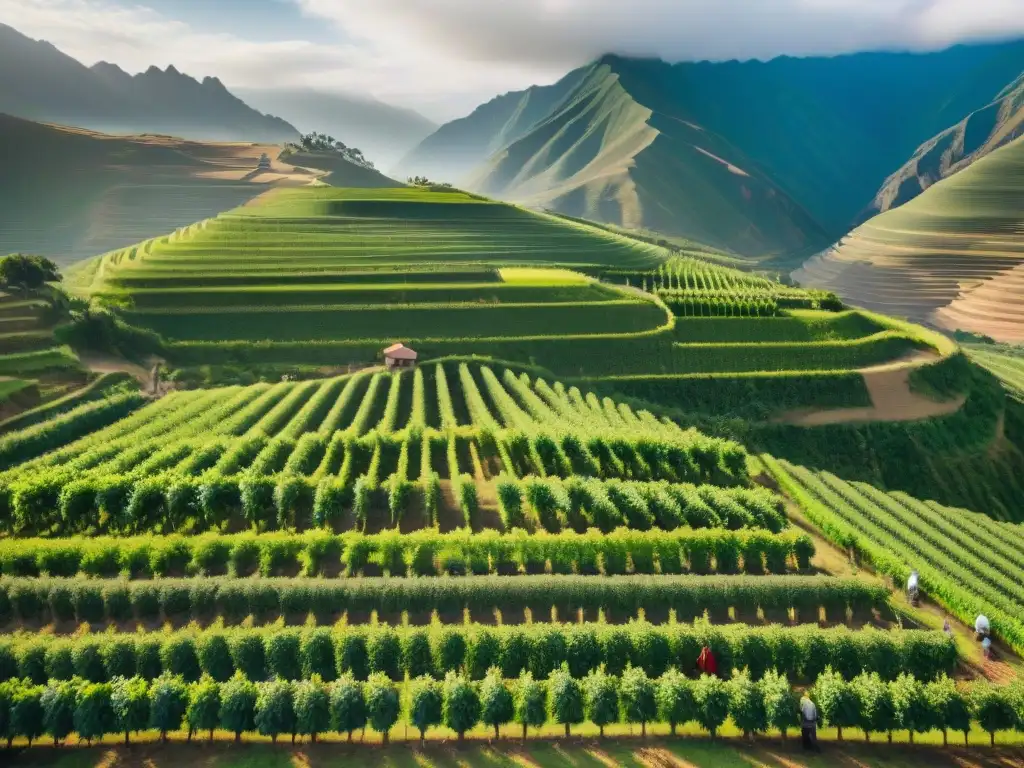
0;366;966;735
63;187;940;416
766;455;1024;659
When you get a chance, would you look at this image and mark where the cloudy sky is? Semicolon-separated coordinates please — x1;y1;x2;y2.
3;0;1024;121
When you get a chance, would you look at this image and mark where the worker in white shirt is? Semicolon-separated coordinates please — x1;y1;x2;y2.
975;614;991;640
982;635;994;660
800;694;820;752
907;570;920;605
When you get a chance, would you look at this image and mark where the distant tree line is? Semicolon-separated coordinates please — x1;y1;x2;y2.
287;132;375;170
0;254;60;297
407;176;453;188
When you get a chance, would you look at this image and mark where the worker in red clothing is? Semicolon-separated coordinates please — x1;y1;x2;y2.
697;646;718;676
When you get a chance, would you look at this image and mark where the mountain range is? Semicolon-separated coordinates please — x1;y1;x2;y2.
0;23;298;143
234;88;436;171
400;42;1024;259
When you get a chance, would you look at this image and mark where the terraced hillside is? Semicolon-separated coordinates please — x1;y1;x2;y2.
66;186;938;418
794;136;1024;342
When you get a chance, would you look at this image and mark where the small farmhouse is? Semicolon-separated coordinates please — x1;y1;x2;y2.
383;343;418;369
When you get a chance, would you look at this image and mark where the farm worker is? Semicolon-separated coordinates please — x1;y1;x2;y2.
982;636;993;660
943;616;953;637
907;570;919;603
696;646;717;676
975;614;991;639
800;694;820;752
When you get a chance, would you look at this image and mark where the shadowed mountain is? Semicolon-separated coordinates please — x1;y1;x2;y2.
867;72;1024;217
0;23;298;143
0;114;322;265
393;69;586;183
404;42;1024;259
468;60;828;258
234;87;436;170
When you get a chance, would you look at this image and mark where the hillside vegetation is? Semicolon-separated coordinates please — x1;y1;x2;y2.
795;137;1024;342
0;115;324;266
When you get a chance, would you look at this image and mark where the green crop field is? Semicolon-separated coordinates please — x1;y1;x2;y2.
6;182;1024;761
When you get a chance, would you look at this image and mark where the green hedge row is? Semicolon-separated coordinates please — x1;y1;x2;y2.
0;574;878;627
3;667;1011;746
0;622;955;685
0;393;146;471
0;528;815;580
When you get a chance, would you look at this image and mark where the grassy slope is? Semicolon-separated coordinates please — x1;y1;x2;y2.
469;62;831;260
0;114;324;266
795;136;1024;341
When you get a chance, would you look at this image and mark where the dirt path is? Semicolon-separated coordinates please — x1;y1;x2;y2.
776;352;965;426
77;352;158;389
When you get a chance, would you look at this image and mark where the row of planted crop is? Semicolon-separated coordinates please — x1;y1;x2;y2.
763;456;1024;656
0;362;736;482
2;667;1012;747
0;623;956;686
0;528;814;580
0;574;877;628
0;440;770;537
660;292;780;318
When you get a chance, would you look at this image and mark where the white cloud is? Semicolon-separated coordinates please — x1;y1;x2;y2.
298;0;1024;66
0;0;367;92
3;0;1024;122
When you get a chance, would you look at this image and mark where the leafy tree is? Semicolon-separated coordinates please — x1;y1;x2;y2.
851;672;896;742
218;671;257;743
185;676;220;743
889;673;932;744
365;673;400;744
479;667;514;739
111;676;150;745
813;667;860;741
926;675;971;747
760;670;798;740
656;668;695;736
300;629;336;682
149;673;188;744
620;666;657;737
0;680;14;748
367;627;402;682
467;630;501;681
547;665;584;737
514;671;547;741
565;627;601;678
336;633;369;681
583;667;619;737
401;630;433;679
74;681;113;745
407;675;442;744
197;633;234;682
293;677;330;744
266;631;301;681
255;679;296;744
229;633;266;682
10;682;45;746
693;674;730;738
971;683;1017;746
0;254;60;296
330;675;366;742
41;679;77;746
728;669;767;739
443;671;481;742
